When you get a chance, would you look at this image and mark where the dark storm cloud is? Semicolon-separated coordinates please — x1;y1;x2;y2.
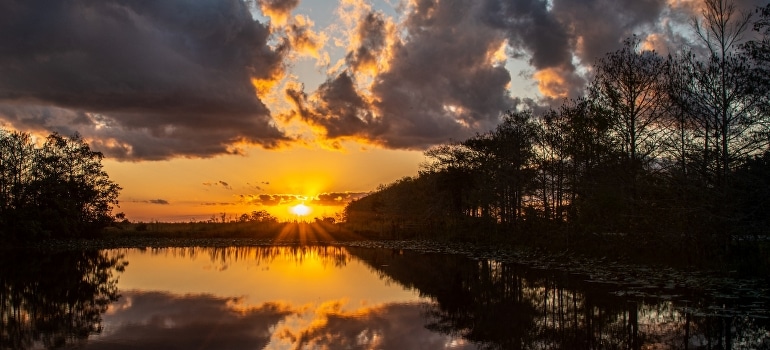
481;0;573;70
345;12;389;71
0;0;289;160
286;72;375;140
550;0;666;62
370;0;514;148
289;0;514;149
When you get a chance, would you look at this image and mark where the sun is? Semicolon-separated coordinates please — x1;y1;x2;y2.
290;203;311;217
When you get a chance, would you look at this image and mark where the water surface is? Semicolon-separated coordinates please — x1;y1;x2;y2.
1;245;768;349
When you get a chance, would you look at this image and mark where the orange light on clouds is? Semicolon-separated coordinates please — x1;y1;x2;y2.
533;67;570;99
287;15;328;59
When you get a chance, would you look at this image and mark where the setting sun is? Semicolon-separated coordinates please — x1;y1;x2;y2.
290;203;311;217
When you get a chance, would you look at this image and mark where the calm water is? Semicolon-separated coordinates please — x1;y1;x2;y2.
1;245;768;349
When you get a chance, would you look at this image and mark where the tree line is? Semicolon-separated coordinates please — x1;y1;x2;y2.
345;0;770;265
0;129;121;240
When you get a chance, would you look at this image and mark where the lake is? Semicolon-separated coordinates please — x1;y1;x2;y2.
1;244;768;349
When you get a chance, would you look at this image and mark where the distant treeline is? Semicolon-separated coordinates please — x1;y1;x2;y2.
0;129;121;240
345;1;770;265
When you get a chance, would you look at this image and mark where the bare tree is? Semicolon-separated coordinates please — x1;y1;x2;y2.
590;36;670;170
668;0;766;250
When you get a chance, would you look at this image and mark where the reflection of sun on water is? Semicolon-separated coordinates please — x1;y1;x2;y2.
290;203;311;217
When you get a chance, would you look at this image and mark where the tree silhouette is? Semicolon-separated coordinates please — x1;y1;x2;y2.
0;129;121;240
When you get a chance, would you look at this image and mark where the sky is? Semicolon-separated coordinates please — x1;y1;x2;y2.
0;0;765;222
91;247;473;349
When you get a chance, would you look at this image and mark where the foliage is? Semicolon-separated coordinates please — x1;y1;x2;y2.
0;129;121;240
343;0;770;268
237;210;278;223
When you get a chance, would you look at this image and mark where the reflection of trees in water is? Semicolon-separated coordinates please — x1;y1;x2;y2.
0;249;126;349
123;245;351;269
346;247;769;349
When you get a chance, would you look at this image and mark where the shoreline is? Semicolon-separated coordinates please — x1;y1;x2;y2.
3;234;768;318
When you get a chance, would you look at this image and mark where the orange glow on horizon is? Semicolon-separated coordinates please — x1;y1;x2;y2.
103;143;425;223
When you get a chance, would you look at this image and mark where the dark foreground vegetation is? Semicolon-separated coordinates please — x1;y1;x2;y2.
0;130;121;240
345;1;770;272
106;220;362;242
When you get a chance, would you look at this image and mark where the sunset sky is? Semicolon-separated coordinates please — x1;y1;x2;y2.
0;0;764;222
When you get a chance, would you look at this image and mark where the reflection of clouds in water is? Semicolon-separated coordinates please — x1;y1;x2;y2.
89;291;292;350
274;301;478;350
91;291;476;349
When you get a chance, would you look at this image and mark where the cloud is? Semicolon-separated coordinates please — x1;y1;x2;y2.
281;302;478;349
0;0;290;160
286;72;374;141
3;0;766;158
532;66;585;100
202;181;233;190
287;0;722;148
551;0;666;63
344;10;393;74
286;1;514;149
482;0;574;70
310;192;369;206
284;15;328;58
201;202;238;206
517;0;762;98
256;0;300;26
95;291;475;349
124;199;170;205
90;291;292;350
237;192;368;207
241;194;304;206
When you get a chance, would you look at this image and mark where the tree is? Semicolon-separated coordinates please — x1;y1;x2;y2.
666;0;768;252
487;111;538;226
34;133;121;236
588;37;672;233
0;130;35;226
0;129;121;239
743;3;770;117
423;142;478;220
422;110;537;230
590;36;670;169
